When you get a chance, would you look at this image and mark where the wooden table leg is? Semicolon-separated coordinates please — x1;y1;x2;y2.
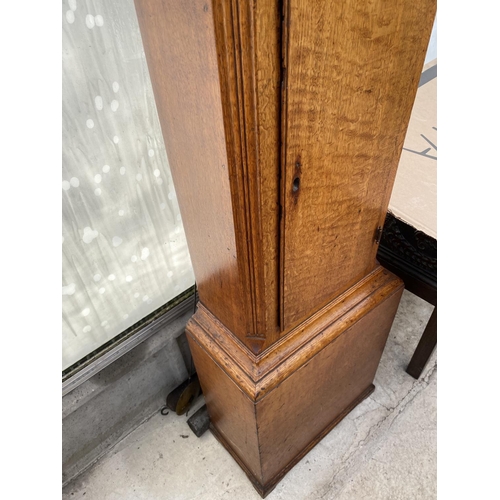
406;307;437;379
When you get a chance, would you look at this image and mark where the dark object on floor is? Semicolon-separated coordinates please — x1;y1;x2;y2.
377;212;437;379
166;374;201;415
187;404;210;437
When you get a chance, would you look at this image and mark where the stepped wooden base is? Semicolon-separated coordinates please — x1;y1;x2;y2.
186;266;403;497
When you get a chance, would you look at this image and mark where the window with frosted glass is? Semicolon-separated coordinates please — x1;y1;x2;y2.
62;0;195;371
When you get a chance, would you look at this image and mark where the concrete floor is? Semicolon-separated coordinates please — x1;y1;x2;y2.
63;290;437;500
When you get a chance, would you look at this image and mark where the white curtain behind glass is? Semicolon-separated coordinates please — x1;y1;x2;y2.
62;0;194;370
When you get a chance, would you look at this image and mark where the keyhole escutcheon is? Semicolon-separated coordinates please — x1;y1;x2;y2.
293;155;302;198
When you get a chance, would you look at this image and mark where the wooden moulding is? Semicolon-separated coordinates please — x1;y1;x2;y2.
187;266;403;497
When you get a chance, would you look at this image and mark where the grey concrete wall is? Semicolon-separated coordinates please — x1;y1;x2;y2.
62;310;191;486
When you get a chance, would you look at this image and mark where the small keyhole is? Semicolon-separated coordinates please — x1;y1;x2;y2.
292;177;300;193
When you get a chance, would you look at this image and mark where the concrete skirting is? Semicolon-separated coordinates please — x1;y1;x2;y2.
62;309;192;486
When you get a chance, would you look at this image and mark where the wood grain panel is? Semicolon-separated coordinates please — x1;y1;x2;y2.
137;0;285;352
186;267;403;496
135;0;250;341
258;285;402;484
282;0;436;328
188;265;401;399
187;335;262;482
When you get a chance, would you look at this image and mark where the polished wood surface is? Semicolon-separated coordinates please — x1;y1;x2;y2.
187;266;401;400
210;384;375;497
135;0;435;496
135;0;250;343
211;0;282;350
282;0;436;328
135;0;434;347
136;0;284;352
187;270;403;496
188;338;262;478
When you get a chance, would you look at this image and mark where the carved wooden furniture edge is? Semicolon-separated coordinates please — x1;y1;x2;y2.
378;212;437;286
212;0;282;347
187;265;403;401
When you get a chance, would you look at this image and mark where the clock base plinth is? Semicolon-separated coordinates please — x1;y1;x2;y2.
186;267;403;497
210;383;375;498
